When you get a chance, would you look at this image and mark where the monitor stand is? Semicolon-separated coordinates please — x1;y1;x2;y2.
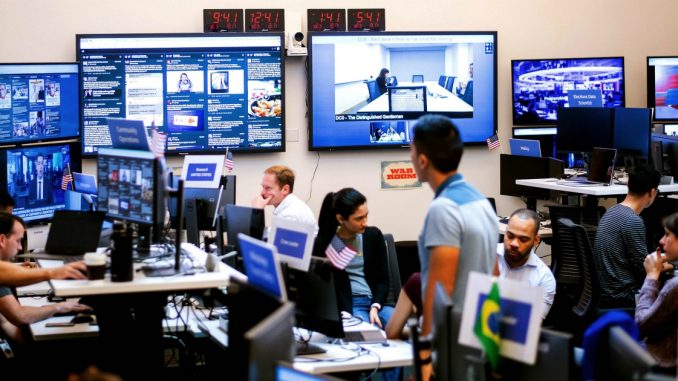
295;340;326;355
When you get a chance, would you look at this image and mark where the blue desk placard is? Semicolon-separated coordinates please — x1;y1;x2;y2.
185;163;217;182
272;228;308;260
567;89;603;108
238;233;287;301
107;118;150;151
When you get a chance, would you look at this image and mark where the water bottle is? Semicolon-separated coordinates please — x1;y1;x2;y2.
110;221;133;282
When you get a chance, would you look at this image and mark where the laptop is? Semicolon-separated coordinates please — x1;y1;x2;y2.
341;315;388;343
563;147;617;186
509;138;541;157
19;210;106;260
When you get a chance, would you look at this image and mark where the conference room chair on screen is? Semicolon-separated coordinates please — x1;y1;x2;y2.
443;76;456;92
411;74;424;83
365;79;381;102
437;75;447;87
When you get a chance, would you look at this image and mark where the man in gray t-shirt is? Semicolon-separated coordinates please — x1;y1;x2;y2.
410;115;497;339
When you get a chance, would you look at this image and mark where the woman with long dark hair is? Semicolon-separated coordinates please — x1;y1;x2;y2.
312;188;394;328
636;211;678;373
376;68;390;95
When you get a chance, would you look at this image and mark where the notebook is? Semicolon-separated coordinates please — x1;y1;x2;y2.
19;210;106;260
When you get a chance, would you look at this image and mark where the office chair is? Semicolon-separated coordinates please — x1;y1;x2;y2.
394;240;420;286
383;233;402;306
438;75;447;86
412;74;424;83
444;76;456;92
365;79;381;102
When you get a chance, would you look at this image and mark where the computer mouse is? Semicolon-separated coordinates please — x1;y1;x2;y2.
71;313;95;324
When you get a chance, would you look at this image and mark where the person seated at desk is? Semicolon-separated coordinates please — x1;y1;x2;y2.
252;165;317;234
312;188;394;328
636;211;678;372
0;213;89;346
593;164;661;308
495;208;555;319
376;68;390;96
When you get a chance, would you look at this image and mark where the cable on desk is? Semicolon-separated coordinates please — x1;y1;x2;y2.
357;344;382;380
342;314;363;328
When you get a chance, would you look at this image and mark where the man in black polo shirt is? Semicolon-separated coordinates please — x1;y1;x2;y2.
593;164;661;307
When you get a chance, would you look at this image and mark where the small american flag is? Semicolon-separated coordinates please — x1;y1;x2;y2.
224;149;234;172
150;121;166;158
61;164;73;191
486;133;501;150
325;235;357;270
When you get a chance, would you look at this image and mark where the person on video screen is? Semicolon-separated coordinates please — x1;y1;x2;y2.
177;73;193;93
28;154;53;205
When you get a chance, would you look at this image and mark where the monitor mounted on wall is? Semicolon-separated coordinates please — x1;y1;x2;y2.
647;56;678;121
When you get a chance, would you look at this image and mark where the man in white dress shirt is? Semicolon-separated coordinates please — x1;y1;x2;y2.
252;165;318;233
496;208;556;319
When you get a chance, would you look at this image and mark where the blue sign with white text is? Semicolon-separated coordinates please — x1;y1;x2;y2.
567;90;603;108
185;163;217;182
476;294;532;344
239;236;283;300
272;228;308;260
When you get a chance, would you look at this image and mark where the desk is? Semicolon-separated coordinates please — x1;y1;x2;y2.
200;320;413;375
358;81;473;114
19;296;98;341
516;178;678;197
44;243;244;381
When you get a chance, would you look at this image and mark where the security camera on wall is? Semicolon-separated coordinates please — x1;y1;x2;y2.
285;11;307;56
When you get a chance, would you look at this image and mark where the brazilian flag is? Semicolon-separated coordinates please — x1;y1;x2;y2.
474;281;501;369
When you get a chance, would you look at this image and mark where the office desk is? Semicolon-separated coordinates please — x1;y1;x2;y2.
200;320;413;375
358;81;473;114
19;296;98;341
44;243;244;381
516;178;678;197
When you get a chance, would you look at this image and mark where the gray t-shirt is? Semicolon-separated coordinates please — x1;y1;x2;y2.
0;286;13;298
418;174;497;310
344;234;372;297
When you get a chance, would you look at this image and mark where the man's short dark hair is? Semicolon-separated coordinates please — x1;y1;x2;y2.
509;208;541;235
0;213;24;236
412;115;463;173
0;189;15;210
628;164;661;196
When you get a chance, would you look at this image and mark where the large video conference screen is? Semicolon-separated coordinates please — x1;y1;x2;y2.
511;57;625;125
308;31;497;150
76;33;285;155
0;63;80;144
647;56;678;121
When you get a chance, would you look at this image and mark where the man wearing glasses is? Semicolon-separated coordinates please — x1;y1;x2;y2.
593;164;662;308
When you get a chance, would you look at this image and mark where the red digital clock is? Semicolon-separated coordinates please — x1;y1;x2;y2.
347;9;386;31
203;9;244;33
307;9;346;32
245;9;285;32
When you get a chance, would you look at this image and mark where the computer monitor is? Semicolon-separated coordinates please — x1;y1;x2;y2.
586;147;617;184
227;278;283;380
0;63;80;144
168;175;236;231
651;133;678;177
556;107;615;154
613;107;652;162
285;257;344;339
76;33;285;155
647;56;678;122
225;204;265;251
512;127;558;158
245;302;296;381
275;363;344;381
96;148;164;226
600;326;657;381
499;154;564;210
0;141;81;225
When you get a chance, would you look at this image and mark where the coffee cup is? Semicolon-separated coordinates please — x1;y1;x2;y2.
84;252;107;282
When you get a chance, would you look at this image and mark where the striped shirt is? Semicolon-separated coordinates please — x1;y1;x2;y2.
593;204;648;307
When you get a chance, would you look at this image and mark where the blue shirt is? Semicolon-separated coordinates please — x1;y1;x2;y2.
418;173;497;310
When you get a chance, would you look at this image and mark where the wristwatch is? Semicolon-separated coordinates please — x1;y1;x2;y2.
370;303;382;311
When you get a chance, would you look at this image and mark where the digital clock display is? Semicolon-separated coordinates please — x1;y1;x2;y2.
203;9;244;32
245;9;285;32
307;9;346;32
347;9;386;31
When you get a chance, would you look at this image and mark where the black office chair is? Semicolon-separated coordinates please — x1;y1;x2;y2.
394;240;421;286
383;233;402;307
365;79;381;102
438;75;447;87
412;74;424;83
444;76;456;92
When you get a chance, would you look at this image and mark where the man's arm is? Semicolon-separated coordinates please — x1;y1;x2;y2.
422;245;460;336
0;295;88;325
0;261;86;287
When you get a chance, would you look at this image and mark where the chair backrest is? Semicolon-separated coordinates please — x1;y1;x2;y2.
394;240;421;286
412;74;424;83
438;75;447;86
383;233;402;306
365;79;380;102
558;218;600;319
444;76;456;92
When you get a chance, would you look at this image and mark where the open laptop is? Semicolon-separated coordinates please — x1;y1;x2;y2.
509;138;541;157
19;210;106;260
562;147;617;186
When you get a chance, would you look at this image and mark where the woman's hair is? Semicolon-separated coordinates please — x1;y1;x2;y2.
379;68;389;78
313;188;367;256
663;212;678;236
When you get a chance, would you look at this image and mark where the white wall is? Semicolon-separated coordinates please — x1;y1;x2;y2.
2;0;677;240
